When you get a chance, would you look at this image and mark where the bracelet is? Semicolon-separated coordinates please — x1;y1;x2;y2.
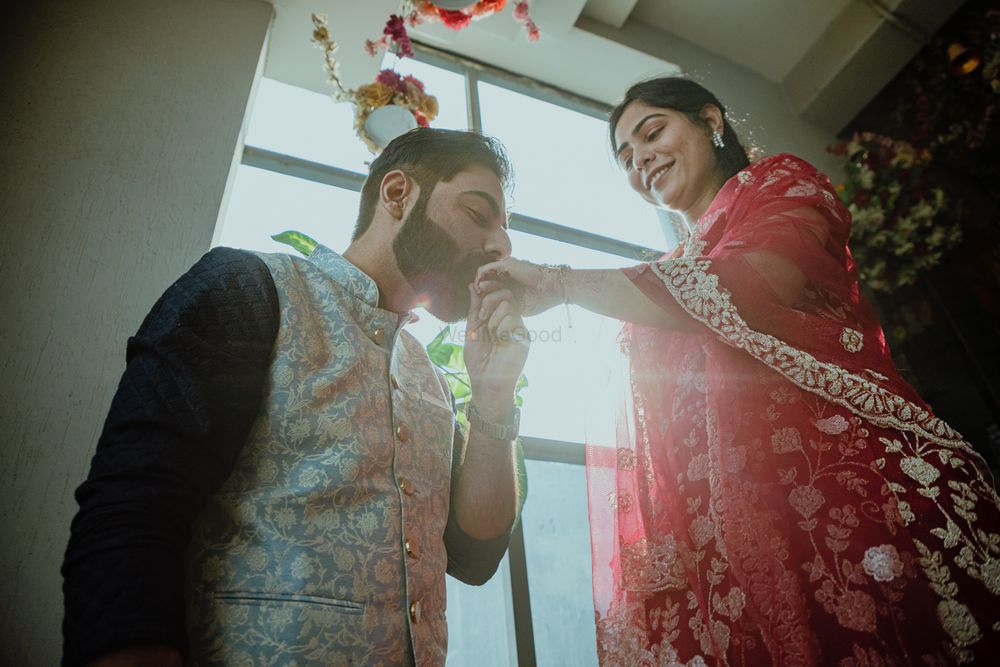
542;263;573;328
466;401;520;441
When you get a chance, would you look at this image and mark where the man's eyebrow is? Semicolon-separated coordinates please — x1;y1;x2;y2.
615;113;666;162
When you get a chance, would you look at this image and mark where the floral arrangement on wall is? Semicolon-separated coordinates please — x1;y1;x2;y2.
311;13;438;153
830;132;963;294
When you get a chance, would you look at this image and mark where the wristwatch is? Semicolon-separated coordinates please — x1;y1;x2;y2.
466;401;520;441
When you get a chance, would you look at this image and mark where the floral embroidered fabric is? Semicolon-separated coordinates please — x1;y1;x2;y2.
186;246;455;665
587;155;1000;665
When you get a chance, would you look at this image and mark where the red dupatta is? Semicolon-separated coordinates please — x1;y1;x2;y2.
586;154;1000;665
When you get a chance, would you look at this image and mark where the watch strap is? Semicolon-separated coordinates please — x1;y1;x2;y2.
466;401;520;441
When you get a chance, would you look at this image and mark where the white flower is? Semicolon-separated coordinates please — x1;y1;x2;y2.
291;552;314;579
862;544;903;582
814;415;850;435
771;427;802;454
858;165;875;189
840;328;864;353
246;547;268;572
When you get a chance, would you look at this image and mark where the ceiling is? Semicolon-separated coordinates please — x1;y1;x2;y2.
625;0;854;82
263;0;967;134
579;0;967;131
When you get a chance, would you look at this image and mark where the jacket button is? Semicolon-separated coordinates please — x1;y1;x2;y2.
395;423;411;443
409;600;422;623
390;374;400;390
373;327;385;345
398;476;414;495
405;539;421;559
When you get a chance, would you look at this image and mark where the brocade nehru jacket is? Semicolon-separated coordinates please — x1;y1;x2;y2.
186;245;455;665
63;246;511;667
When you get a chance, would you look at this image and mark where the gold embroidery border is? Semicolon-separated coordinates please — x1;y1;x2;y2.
649;257;972;452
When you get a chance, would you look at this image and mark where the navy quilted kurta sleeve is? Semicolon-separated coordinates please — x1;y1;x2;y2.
61;247;280;667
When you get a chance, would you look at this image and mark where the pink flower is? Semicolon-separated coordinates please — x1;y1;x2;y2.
788;485;825;518
513;1;530;21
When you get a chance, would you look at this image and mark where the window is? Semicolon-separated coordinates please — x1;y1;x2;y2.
215;46;670;665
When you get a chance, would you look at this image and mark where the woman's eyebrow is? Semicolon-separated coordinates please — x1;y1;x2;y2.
616;113;667;162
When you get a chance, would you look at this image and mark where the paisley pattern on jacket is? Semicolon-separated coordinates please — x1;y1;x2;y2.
186;246;455;666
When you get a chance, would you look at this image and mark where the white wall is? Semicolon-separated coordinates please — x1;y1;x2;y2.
0;1;272;663
578;16;842;179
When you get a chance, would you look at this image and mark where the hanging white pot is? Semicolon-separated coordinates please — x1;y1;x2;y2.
431;1;479;10
364;104;418;149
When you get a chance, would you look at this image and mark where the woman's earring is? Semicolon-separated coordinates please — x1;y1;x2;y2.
712;130;725;149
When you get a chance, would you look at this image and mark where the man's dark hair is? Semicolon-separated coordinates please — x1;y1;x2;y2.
353;127;513;240
609;77;750;184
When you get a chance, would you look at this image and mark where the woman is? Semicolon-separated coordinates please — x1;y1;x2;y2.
474;78;1000;665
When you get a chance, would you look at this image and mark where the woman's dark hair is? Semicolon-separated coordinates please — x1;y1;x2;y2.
609;77;750;184
353;127;513;240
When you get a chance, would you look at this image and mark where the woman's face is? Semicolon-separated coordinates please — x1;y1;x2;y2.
613;100;722;221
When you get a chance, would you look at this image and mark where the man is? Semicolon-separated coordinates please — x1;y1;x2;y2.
62;128;529;666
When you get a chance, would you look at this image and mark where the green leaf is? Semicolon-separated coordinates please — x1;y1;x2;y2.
514;438;529;516
447;345;465;372
514;373;528;407
447;376;471;400
271;230;319;256
428;342;461;368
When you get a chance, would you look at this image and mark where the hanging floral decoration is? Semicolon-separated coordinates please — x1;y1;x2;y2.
365;13;414;58
395;1;540;41
311;13;438;153
829;132;964;293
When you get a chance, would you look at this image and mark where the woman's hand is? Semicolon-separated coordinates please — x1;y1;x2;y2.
474;258;563;317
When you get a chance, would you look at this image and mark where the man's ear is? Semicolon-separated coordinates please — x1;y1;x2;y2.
379;170;415;221
700;104;724;136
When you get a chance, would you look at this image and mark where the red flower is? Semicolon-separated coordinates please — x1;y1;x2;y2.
471;0;507;16
513;1;530;21
382;14;413;58
384;15;405;38
437;9;473;30
414;111;429;127
376;69;406;92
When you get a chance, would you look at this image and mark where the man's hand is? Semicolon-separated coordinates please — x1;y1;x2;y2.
451;283;528;540
462;282;529;416
86;645;182;667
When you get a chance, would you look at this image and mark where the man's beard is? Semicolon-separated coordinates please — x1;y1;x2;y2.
392;192;489;322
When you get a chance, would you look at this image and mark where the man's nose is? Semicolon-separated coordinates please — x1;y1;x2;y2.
485;228;512;260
